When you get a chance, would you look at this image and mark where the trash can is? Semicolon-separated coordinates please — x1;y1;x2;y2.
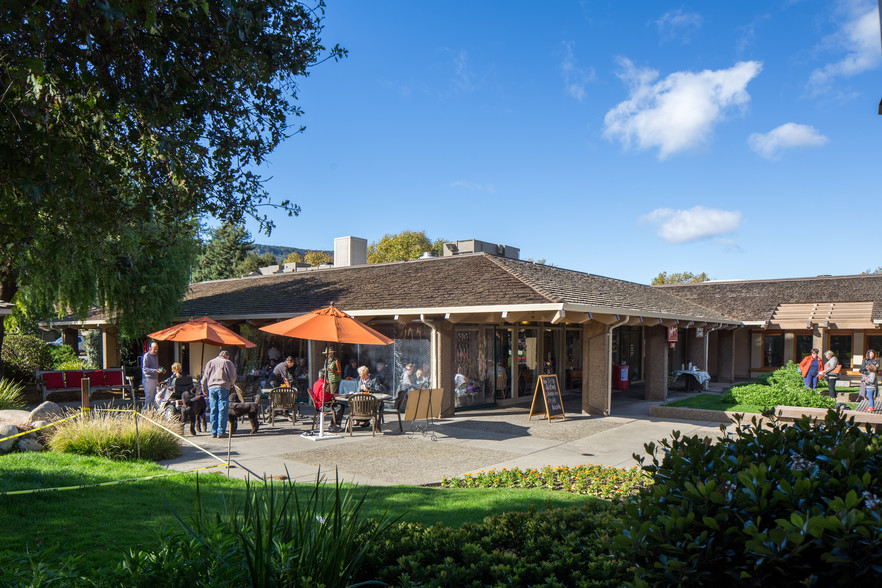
612;363;629;391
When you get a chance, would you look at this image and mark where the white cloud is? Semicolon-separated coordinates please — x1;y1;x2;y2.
603;59;763;159
808;3;882;93
560;41;596;102
450;180;495;193
640;206;742;243
747;123;829;159
452;50;476;92
654;9;703;44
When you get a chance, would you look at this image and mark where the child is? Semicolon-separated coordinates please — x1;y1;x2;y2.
865;363;877;412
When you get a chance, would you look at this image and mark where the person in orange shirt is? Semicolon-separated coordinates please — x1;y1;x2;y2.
799;348;823;389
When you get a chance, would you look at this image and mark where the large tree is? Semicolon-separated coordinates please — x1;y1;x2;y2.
651;271;710;285
0;1;344;359
367;231;445;264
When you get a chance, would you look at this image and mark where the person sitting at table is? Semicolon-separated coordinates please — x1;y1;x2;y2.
294;358;309;379
394;363;418;412
343;357;359;380
269;356;296;389
374;361;389;388
311;369;344;432
356;365;385;426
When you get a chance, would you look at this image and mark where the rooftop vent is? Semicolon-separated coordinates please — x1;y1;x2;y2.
441;239;519;260
420;251;438;259
334;236;368;267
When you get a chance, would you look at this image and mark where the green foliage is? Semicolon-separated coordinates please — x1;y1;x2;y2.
304;250;334;266
367;230;445;263
443;464;651;499
192;221;255;282
359;501;629;587
651;271;710;285
0;333;52;382
0;378;26;410
0;548;88;588
47;344;78;370
1;0;345;342
724;361;836;409
82;331;102;369
47;409;180;461
616;412;882;586
116;472;397;587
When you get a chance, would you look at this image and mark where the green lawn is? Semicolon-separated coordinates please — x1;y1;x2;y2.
664;393;764;413
0;452;588;569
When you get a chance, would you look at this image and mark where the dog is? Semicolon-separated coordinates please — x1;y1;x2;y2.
228;394;261;435
181;389;208;436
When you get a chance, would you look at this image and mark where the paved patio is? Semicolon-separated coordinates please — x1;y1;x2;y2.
156;388;732;486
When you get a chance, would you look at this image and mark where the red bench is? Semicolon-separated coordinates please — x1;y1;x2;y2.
36;368;133;403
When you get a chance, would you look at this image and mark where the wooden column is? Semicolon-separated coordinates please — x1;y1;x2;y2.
102;330;121;368
436;320;455;417
717;329;735;383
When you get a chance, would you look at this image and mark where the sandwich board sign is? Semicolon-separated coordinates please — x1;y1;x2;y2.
529;374;565;421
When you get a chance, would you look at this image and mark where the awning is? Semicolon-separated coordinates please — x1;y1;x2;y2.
767;302;876;330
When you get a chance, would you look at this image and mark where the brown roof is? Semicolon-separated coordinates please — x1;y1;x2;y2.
656;274;882;323
177;254;732;322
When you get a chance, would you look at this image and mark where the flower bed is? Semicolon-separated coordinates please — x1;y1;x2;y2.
442;463;651;499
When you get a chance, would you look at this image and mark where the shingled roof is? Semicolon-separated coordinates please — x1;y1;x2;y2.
175;253;733;323
656;274;882;323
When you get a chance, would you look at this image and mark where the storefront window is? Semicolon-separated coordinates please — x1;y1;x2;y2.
564;329;582;392
494;328;513;400
517;328;539;399
795;334;813;363
866;335;882;358
763;333;784;368
392;323;432;402
613;326;643;380
829;335;853;369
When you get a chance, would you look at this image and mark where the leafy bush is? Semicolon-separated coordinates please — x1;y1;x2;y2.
0;378;26;410
615;411;882;586
723;361;835;409
443;464;651;499
0;547;87;588
115;473;396;587
358;500;629;587
47;409;180;461
47;344;81;370
0;333;52;382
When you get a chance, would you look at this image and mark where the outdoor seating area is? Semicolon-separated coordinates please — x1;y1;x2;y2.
36;368;133;402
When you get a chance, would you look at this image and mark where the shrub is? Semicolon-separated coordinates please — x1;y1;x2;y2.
114;472;397;587
358;500;629;587
47;345;81;370
443;464;651;499
0;333;52;383
0;378;26;410
614;411;882;586
47;409;180;461
723;361;836;409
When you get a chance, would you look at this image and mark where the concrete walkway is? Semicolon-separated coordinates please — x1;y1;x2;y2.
156;390;730;486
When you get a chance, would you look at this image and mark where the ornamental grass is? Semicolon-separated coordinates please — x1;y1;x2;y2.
0;378;27;410
47;408;180;461
442;463;652;499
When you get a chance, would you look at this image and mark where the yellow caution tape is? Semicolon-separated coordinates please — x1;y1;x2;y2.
0;412;84;444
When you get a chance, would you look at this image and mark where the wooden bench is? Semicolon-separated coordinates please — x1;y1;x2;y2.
36;368;134;403
775;405;882;430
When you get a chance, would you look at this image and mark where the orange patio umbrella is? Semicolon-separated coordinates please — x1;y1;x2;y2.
149;316;256;370
258;306;394;346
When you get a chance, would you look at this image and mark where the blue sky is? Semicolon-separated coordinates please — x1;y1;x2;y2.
242;0;882;284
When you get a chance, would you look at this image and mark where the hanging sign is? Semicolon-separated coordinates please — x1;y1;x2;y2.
529;374;565;421
667;326;678;342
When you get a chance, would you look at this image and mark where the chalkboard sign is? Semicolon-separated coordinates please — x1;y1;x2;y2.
529;374;565;421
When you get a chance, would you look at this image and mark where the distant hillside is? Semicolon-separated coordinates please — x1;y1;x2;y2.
252;244;333;264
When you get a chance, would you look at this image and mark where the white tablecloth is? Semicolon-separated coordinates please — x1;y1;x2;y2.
673;369;711;386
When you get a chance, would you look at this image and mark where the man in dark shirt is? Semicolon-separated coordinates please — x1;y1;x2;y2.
270;356;296;388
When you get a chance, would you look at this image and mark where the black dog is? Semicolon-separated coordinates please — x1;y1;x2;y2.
181;389;208;436
228;394;261;435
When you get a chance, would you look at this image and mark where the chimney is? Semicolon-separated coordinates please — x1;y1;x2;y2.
334;236;368;267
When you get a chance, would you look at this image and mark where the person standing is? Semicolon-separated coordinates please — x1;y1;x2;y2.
820;350;840;399
200;349;238;438
141;342;165;411
859;350;879;401
799;349;823;389
323;348;342;395
269;356;296;388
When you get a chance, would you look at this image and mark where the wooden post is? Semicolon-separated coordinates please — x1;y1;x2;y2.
80;378;90;411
